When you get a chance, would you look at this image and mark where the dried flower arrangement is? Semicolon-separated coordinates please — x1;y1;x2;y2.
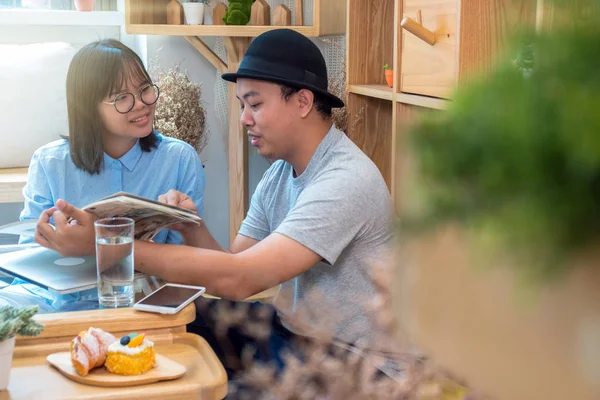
319;37;365;138
201;260;482;399
320;37;351;134
149;62;208;153
328;58;349;133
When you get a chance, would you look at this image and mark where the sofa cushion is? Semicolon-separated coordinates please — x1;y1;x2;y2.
0;42;77;168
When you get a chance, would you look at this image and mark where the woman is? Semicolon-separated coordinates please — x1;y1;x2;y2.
20;38;205;245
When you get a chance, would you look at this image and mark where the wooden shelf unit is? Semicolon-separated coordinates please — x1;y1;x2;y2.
346;0;536;208
127;23;317;37
125;0;346;244
125;0;346;37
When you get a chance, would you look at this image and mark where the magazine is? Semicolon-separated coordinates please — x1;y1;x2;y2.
0;192;202;242
83;192;202;241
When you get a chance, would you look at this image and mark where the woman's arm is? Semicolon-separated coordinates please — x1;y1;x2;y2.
19;150;54;243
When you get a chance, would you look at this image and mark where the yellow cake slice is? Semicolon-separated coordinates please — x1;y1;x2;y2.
104;333;156;375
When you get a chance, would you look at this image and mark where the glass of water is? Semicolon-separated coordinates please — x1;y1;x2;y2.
94;217;135;308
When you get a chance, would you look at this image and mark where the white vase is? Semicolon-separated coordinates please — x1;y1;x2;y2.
182;3;205;25
74;0;95;11
0;336;15;391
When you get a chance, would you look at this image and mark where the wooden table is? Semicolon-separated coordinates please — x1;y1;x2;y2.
3;304;228;400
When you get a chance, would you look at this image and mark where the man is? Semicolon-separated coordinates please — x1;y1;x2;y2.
36;29;395;363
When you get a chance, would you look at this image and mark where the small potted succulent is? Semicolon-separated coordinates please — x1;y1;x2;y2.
384;63;393;88
223;0;253;25
183;0;210;25
0;306;44;390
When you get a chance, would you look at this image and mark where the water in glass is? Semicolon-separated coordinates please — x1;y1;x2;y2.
96;235;134;308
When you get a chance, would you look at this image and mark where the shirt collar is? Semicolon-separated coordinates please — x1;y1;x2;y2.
103;140;143;172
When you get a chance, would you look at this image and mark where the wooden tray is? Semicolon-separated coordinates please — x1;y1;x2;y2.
47;352;186;387
3;333;228;400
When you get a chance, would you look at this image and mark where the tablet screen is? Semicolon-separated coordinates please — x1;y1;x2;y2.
138;285;204;308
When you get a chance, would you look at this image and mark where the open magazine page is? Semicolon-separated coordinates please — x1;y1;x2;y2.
0;193;203;244
83;197;202;241
97;192;201;219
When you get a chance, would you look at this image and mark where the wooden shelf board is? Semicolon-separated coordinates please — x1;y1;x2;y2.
126;24;319;37
347;85;450;110
348;84;394;101
0;167;27;204
395;92;450;110
0;10;123;26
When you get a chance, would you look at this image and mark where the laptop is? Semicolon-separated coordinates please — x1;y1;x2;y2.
0;246;99;295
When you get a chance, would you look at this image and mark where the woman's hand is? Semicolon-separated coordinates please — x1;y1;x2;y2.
35;199;97;257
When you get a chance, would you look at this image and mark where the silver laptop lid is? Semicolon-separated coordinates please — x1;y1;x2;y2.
0;247;98;295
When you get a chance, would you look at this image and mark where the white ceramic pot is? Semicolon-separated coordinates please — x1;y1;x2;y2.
74;0;95;12
0;336;16;391
182;3;205;25
394;228;600;400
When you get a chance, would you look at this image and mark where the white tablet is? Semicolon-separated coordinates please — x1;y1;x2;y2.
133;283;206;314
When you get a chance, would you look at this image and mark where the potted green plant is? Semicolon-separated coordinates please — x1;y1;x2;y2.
384;64;393;88
394;10;600;400
223;0;254;25
183;0;210;25
0;306;44;390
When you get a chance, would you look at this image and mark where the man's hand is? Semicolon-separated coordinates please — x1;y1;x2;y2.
158;189;200;234
35;199;97;257
158;189;198;213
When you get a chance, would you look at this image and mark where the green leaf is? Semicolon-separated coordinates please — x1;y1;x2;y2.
401;22;600;282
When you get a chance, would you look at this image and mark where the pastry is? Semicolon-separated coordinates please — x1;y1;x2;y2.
104;332;156;375
70;327;117;376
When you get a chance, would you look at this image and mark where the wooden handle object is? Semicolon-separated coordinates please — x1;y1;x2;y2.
401;16;436;45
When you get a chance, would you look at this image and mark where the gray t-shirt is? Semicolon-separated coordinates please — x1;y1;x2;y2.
239;125;395;349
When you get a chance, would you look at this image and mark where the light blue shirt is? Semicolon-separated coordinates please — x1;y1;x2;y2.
20;133;205;244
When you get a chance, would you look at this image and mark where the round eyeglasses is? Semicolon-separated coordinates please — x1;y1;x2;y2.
102;84;160;114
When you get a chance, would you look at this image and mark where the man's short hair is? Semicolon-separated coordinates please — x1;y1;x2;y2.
279;85;333;119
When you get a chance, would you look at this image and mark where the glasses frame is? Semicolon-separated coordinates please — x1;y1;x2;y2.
102;84;160;114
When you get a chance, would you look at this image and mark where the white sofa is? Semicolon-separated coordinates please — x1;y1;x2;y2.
0;42;78;169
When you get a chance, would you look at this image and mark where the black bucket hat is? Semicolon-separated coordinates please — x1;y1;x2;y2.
221;29;344;108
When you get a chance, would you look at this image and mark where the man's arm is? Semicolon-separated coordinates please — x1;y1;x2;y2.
158;190;260;254
134;232;320;301
178;223;259;254
34;200;303;299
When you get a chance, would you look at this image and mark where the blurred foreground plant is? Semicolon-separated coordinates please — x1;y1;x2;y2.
401;14;600;282
203;259;483;400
